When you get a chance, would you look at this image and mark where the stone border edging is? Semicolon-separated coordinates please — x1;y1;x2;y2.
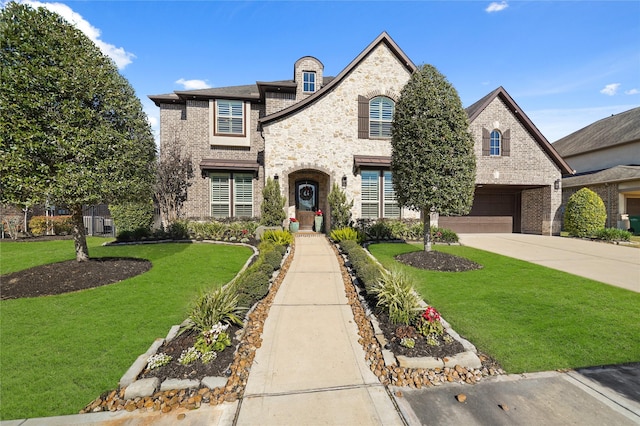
81;240;295;414
333;241;503;389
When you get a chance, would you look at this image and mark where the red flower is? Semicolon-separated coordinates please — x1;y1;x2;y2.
316;209;323;216
290;217;298;222
422;306;441;323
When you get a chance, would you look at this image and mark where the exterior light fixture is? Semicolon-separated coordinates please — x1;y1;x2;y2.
341;175;347;188
274;174;279;181
554;179;560;190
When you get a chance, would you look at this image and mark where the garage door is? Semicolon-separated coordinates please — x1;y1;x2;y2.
440;192;520;233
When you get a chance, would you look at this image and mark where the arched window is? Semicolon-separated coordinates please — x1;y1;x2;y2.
369;96;394;138
490;130;501;156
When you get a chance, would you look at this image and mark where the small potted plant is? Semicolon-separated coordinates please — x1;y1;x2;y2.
314;209;323;233
289;217;299;233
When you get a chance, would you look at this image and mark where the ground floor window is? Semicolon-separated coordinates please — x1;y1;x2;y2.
361;170;400;219
210;172;253;218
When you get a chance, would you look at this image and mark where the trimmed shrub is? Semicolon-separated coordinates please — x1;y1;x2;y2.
111;201;154;240
432;227;458;244
330;227;363;243
564;188;607;237
181;285;244;335
594;228;631;242
262;229;293;246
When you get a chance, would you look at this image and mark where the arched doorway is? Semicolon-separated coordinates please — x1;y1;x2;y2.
295;179;318;230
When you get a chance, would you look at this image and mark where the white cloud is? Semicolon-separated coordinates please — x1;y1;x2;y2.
625;88;639;95
175;78;211;90
21;0;135;69
485;1;508;13
600;83;620;96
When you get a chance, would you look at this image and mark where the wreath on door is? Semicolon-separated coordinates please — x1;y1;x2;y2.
300;186;313;201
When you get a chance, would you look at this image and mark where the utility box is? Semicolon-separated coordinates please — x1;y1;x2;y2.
629;216;640;236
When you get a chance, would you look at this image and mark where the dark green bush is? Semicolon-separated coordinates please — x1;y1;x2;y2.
432;227;459;244
564;188;606;237
110;201;153;236
594;228;631;242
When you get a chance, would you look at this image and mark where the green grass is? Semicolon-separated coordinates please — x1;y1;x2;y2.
368;242;640;374
0;238;253;421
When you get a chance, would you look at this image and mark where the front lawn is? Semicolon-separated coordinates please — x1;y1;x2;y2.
368;243;640;373
0;238;253;420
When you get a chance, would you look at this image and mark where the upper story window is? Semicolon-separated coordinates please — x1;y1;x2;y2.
369;96;395;138
490;130;501;156
303;71;316;93
215;100;244;136
482;128;510;157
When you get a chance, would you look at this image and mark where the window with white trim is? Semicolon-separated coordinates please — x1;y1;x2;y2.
210;172;253;218
369;96;394;138
361;170;400;219
216;100;244;135
303;71;316;92
490;130;501;156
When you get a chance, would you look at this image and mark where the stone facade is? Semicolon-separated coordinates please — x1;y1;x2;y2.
263;42;419;222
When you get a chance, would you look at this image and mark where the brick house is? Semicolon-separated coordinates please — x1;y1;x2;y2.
553;107;640;232
149;32;571;234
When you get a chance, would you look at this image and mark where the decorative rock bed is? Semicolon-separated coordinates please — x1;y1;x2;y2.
82;238;502;414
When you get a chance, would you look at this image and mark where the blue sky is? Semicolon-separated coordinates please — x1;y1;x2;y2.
14;0;640;143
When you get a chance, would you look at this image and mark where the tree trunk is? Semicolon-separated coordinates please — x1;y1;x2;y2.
71;205;90;262
423;209;432;252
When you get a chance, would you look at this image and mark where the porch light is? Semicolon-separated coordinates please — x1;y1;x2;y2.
342;175;347;188
554;179;560;190
274;174;279;181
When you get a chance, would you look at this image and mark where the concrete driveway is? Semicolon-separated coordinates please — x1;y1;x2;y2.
458;234;640;293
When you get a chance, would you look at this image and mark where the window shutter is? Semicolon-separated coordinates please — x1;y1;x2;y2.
482;128;490;156
358;95;369;139
502;129;511;156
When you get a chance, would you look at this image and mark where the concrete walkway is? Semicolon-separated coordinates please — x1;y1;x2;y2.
236;234;404;425
458;233;640;293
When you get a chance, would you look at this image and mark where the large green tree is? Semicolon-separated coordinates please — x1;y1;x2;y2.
0;2;156;261
391;64;476;251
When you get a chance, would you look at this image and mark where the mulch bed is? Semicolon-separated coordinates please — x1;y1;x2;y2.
395;249;482;272
1;258;151;300
139;327;242;380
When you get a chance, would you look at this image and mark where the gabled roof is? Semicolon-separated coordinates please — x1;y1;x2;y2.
552;106;640;157
466;86;574;175
562;165;640;188
259;32;417;126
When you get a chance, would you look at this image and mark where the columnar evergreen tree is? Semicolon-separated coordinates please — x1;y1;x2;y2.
260;177;286;226
0;2;156;260
391;64;476;251
327;182;353;230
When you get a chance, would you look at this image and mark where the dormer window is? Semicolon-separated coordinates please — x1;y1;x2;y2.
303;71;316;93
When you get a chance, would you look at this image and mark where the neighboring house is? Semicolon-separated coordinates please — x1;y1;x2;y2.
553;107;640;231
149;32;571;235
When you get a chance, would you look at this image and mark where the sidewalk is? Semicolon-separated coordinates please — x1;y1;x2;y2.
235;233;404;425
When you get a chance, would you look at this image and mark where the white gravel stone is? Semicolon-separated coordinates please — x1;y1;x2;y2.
160;378;201;391
201;376;228;389
124;378;159;400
